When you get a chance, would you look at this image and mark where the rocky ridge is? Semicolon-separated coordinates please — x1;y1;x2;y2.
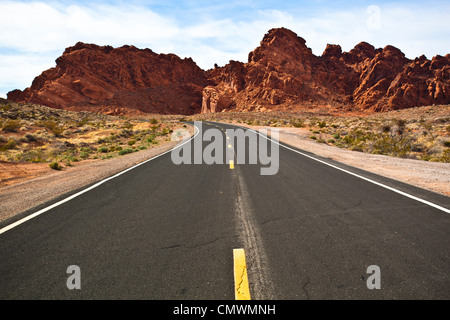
203;28;450;113
8;28;450;114
8;43;208;115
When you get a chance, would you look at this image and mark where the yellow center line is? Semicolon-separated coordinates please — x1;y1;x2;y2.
233;248;251;300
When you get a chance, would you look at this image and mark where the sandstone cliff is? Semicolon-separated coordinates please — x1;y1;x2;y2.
8;28;449;114
202;28;450;113
8;42;208;114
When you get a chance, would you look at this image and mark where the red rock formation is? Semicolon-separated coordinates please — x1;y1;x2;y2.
8;28;449;114
8;42;208;115
203;28;450;113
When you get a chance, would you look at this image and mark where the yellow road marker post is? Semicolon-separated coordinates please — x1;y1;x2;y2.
233;248;251;300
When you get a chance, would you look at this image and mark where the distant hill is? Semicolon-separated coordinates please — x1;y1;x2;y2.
8;28;450;114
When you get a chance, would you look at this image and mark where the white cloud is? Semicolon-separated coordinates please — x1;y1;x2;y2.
0;53;58;98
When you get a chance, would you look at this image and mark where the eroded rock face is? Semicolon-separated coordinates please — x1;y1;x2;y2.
8;42;208;115
202;28;449;113
8;28;449;114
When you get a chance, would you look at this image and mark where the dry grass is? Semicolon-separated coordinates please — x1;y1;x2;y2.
0;101;185;169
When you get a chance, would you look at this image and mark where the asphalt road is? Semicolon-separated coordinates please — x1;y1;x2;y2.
0;121;449;300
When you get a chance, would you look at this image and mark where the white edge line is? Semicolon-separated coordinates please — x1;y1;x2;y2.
223;122;450;214
0;124;200;235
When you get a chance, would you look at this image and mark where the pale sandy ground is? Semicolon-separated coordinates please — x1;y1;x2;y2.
234;122;450;197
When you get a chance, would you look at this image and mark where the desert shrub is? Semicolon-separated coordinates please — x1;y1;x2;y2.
49;161;62;170
342;129;373;147
1;139;17;151
291;119;304;128
394;119;407;135
98;147;108;153
76;117;90;127
0;104;12;111
318;121;327;128
150;118;158;124
120;129;133;137
79;147;91;153
16;149;46;163
122;121;133;129
160;128;171;136
79;152;89;159
25;134;38;142
118;148;134;155
43;120;64;136
2;119;21;132
441;149;450;163
395;119;407;128
107;134;117;142
371;133;413;157
381;124;391;133
443;141;450;148
128;140;136;146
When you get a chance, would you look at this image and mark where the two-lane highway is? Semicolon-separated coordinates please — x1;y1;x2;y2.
0;121;449;299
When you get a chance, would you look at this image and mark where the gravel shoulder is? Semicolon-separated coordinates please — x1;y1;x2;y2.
235;123;450;197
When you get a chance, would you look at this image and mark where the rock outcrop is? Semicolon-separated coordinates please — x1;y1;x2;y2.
8;42;208;114
203;28;450;113
8;28;449;114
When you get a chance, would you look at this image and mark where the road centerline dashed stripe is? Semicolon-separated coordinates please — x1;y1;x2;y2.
233;248;251;300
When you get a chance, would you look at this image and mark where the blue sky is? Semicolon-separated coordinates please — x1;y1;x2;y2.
1;0;449;98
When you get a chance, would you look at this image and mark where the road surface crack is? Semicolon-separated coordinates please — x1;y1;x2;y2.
236;264;247;296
